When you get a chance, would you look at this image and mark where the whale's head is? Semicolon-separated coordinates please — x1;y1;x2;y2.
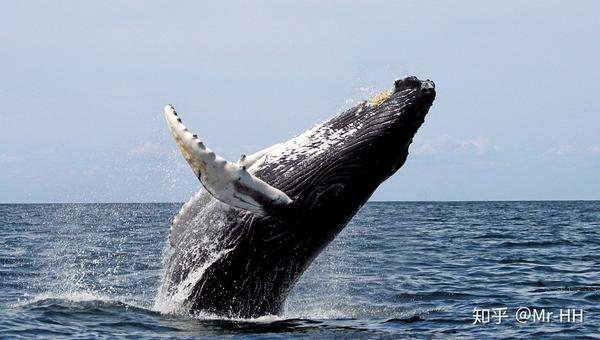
253;76;436;253
258;76;435;210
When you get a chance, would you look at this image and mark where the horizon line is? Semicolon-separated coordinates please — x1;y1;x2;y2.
1;199;599;205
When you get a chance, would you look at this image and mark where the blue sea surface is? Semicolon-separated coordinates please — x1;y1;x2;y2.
0;201;598;338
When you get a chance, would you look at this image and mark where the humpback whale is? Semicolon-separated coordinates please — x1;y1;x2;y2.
156;76;436;318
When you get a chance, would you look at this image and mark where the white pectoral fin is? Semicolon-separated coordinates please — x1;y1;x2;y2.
163;104;292;214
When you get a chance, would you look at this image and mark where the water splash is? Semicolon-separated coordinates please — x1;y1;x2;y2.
154;247;233;314
153;193;239;315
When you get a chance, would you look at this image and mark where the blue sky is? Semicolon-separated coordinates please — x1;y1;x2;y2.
1;1;599;203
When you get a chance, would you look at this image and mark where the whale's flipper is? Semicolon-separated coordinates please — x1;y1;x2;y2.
164;105;292;214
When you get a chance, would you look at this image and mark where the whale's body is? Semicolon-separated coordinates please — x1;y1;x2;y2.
157;77;436;318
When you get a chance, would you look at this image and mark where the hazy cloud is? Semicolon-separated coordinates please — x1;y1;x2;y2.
128;143;170;158
459;136;491;156
544;144;575;159
411;139;436;155
587;145;600;154
412;135;496;157
542;144;600;160
0;153;16;163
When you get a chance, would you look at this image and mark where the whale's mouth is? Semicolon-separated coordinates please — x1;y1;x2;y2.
394;76;435;94
367;77;434;107
388;77;436;133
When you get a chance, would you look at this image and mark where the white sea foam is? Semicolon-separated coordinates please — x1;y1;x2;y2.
153;247;234;315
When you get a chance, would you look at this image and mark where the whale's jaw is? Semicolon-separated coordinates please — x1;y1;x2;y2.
159;76;436;318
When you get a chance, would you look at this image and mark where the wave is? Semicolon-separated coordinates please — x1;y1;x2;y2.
11;291;433;328
10;291;151;312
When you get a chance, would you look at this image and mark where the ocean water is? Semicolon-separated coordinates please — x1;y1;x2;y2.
0;201;598;338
